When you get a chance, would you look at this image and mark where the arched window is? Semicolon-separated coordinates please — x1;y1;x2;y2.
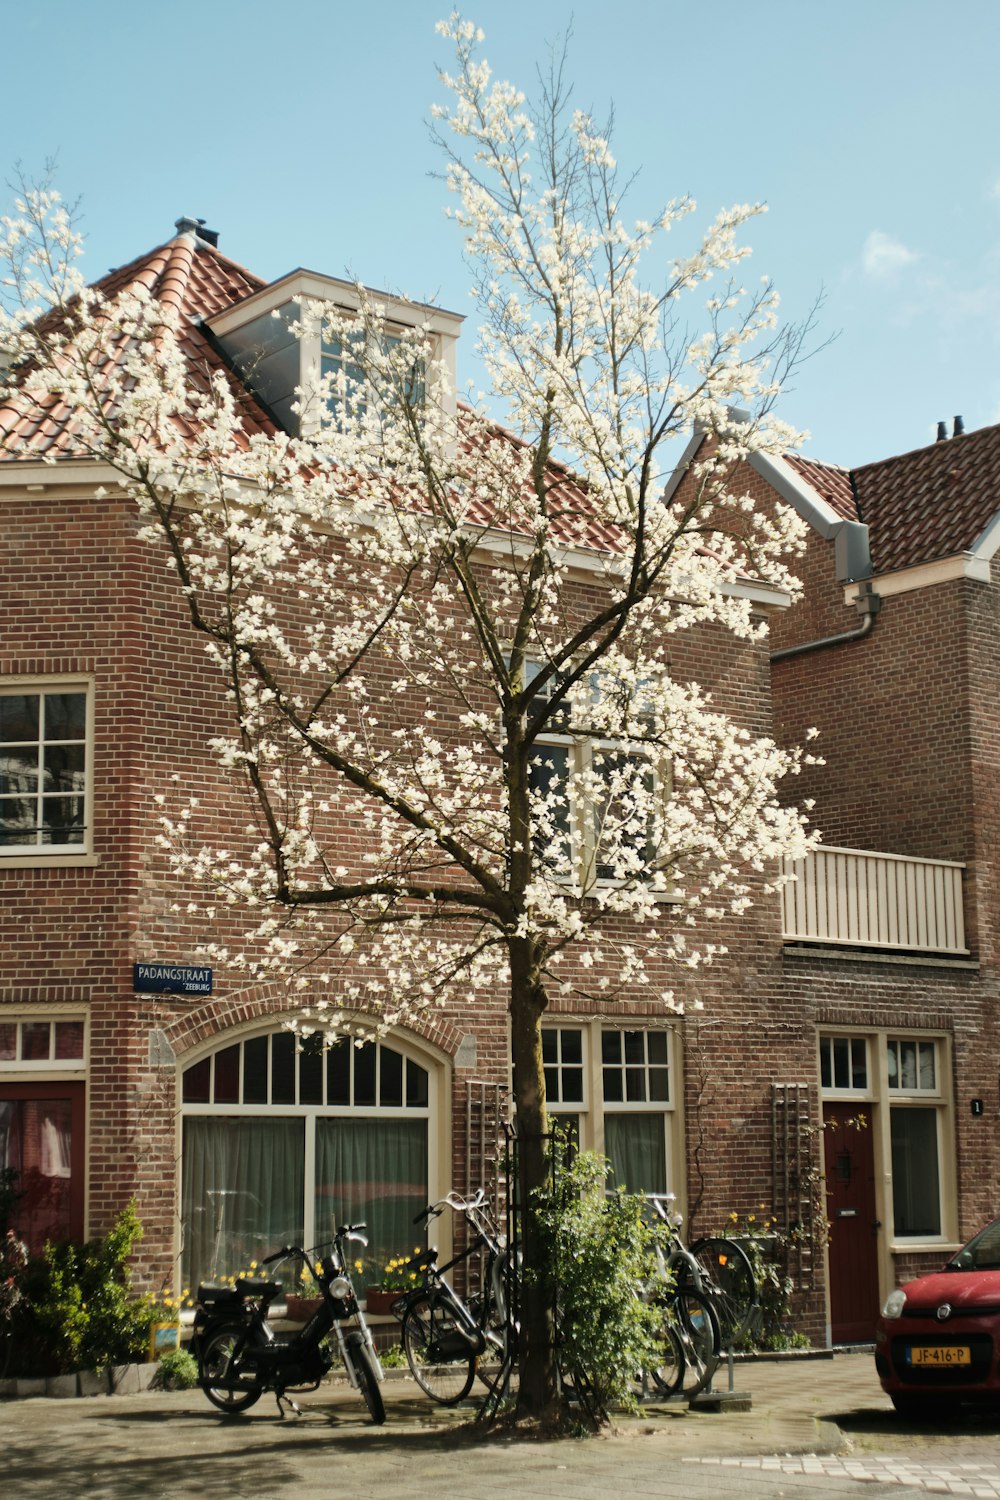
181;1030;433;1289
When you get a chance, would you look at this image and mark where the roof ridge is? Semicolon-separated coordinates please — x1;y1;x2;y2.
92;232;268;311
853;421;999;479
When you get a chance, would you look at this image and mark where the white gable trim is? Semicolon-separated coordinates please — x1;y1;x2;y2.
844;553;992;602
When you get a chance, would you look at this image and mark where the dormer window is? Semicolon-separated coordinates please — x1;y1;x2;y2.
320;328;427;429
208;271;460;440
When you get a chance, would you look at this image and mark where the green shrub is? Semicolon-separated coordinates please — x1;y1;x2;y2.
7;1202;156;1376
531;1147;663;1425
155;1346;199;1389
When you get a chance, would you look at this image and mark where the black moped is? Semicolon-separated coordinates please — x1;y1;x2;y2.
192;1222;385;1423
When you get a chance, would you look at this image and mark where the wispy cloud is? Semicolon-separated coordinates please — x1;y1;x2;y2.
862;230;919;278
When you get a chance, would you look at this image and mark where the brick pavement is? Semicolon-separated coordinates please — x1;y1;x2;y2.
4;1351;1000;1499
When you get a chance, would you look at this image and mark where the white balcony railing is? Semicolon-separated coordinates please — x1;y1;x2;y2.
781;845;968;956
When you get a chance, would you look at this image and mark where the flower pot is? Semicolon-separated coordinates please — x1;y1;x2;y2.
364;1288;399;1317
284;1294;323;1322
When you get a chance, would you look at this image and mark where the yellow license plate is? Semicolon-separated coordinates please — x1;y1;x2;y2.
908;1345;971;1367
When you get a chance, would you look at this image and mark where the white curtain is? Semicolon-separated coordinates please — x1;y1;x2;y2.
315;1118;427;1277
604;1114;666;1195
182;1117;304;1287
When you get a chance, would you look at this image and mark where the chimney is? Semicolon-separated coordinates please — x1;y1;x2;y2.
953;415;965;437
174;216;219;248
936;420;948;442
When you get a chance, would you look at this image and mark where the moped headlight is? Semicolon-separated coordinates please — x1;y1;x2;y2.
881;1288;907;1319
329;1276;351;1300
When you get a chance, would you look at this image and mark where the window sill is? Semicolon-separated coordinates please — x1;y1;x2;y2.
0;852;100;870
888;1240;962;1256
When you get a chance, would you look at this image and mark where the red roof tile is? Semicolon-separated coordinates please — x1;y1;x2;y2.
851;424;1000;573
784;454;857;521
0;232;275;460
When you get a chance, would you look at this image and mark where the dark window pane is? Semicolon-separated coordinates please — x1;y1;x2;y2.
0;1023;15;1060
891;1107;941;1236
44;694;86;739
648;1066;670;1103
21;1023;50;1061
271;1031;296;1104
243;1036;268;1104
183;1057;211;1104
405;1059;428;1108
625;1066;645;1102
354;1044;376;1107
0;800;37;840
0;695;39;742
0;749;38;793
43;745;85;791
327;1043;350;1106
623;1031;644;1065
299;1043;324;1105
561;1030;583;1064
820;1043;832;1090
542;1031;558;1063
379;1047;403;1107
603;1067;623;1103
851;1041;867;1089
41;796;84;841
601;1031;621;1065
646;1033;667;1066
561;1066;584;1103
544;1066;558;1099
214;1044;240;1104
54;1021;84;1060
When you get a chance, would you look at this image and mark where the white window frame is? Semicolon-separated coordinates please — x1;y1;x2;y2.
818;1033;870;1098
526;663;671;894
179;1025;444;1273
0;678;96;867
819;1028;954;1252
542;1020;680;1199
0;1013;88;1074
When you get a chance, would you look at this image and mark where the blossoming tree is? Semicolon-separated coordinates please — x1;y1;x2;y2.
1;18;817;1416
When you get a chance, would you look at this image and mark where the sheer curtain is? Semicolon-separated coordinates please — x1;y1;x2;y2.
604;1114;667;1195
0;1097;74;1251
315;1118;427;1277
182;1118;304;1287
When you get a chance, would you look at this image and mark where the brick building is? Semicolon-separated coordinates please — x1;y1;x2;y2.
2;220;997;1346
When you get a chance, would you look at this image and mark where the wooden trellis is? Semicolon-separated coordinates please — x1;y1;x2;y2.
771;1082;818;1291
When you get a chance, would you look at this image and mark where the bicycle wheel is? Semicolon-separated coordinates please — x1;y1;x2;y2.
670;1287;721;1397
348;1333;386;1425
402;1293;476;1405
197;1322;264;1413
645;1313;686;1397
688;1236;757;1350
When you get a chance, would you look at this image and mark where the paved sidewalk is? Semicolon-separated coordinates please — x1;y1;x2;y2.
1;1349;984;1500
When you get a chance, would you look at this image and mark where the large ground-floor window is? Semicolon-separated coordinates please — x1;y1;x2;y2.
181;1029;433;1289
542;1021;677;1196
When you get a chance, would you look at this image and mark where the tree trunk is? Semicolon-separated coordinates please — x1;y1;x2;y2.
508;942;559;1420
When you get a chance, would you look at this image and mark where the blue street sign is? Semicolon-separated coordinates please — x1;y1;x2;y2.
133;963;213;996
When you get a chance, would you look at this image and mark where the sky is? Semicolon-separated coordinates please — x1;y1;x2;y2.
4;0;1000;469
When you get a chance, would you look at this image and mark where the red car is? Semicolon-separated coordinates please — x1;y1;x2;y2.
876;1217;1000;1416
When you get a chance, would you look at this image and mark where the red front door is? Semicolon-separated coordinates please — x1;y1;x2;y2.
0;1082;85;1251
824;1101;880;1343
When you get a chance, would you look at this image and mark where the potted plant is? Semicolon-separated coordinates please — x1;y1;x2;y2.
365;1251;423;1316
283;1263;324;1322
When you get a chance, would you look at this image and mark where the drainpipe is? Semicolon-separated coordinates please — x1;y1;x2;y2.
769;580;882;662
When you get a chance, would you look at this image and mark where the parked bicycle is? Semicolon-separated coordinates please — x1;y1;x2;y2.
639;1194;757;1397
392;1188;516;1405
192;1222;386;1424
